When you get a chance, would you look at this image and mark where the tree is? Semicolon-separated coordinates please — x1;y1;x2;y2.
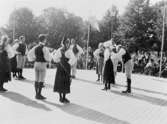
117;0;160;51
8;8;37;44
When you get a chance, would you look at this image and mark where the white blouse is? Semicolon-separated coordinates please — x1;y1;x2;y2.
5;44;15;59
53;47;77;66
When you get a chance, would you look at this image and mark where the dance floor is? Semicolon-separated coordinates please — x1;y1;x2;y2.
0;69;167;124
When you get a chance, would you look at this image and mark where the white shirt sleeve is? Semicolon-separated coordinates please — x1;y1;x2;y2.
12;43;19;54
104;49;110;62
27;46;36;62
53;48;62;63
5;44;15;59
65;49;77;66
93;49;99;59
77;45;84;56
116;48;126;60
43;47;52;62
25;45;28;55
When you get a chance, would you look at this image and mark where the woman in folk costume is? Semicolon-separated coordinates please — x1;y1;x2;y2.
0;35;15;92
102;40;115;90
13;36;28;80
70;38;83;78
116;45;133;93
27;34;52;100
93;43;104;82
10;39;19;78
110;46;121;84
53;38;75;103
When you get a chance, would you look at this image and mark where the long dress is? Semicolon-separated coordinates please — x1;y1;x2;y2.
54;49;71;94
10;55;17;73
94;49;104;76
103;48;115;84
0;50;11;83
103;58;115;84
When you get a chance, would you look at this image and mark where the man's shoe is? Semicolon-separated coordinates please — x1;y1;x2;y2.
36;95;46;100
122;90;131;94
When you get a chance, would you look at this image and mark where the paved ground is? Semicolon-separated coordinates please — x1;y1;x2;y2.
0;69;167;124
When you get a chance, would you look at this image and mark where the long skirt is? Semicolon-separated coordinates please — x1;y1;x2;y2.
96;58;104;75
16;54;26;69
10;55;18;73
0;52;11;83
103;58;115;84
54;63;71;94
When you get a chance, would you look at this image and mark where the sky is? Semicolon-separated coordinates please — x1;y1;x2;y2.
0;0;162;27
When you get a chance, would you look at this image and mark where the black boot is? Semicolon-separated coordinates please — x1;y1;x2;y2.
96;74;100;81
36;82;46;100
0;82;7;92
59;93;64;103
35;82;39;98
17;69;22;80
102;83;107;90
20;69;25;80
122;78;131;93
107;83;111;90
63;93;70;103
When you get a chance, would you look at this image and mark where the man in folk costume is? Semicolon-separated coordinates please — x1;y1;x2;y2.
93;43;104;82
117;45;133;93
11;39;19;78
0;35;15;92
13;36;28;80
28;34;52;100
102;40;115;90
70;38;83;78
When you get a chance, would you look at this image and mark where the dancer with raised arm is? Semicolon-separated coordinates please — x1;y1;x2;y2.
102;40;115;90
70;38;83;79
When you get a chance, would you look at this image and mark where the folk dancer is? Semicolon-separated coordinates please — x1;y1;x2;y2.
13;36;28;80
102;44;115;90
10;39;19;78
93;43;104;82
117;45;133;93
70;38;83;78
28;34;52;99
53;38;76;103
0;35;15;92
110;47;121;85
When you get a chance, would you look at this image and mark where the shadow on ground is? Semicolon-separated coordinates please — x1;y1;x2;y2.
111;90;167;106
75;78;167;96
42;100;130;124
0;91;51;111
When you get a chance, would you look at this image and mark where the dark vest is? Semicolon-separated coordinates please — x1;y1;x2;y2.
99;49;104;58
122;50;131;64
17;43;26;55
35;45;46;62
73;44;79;55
